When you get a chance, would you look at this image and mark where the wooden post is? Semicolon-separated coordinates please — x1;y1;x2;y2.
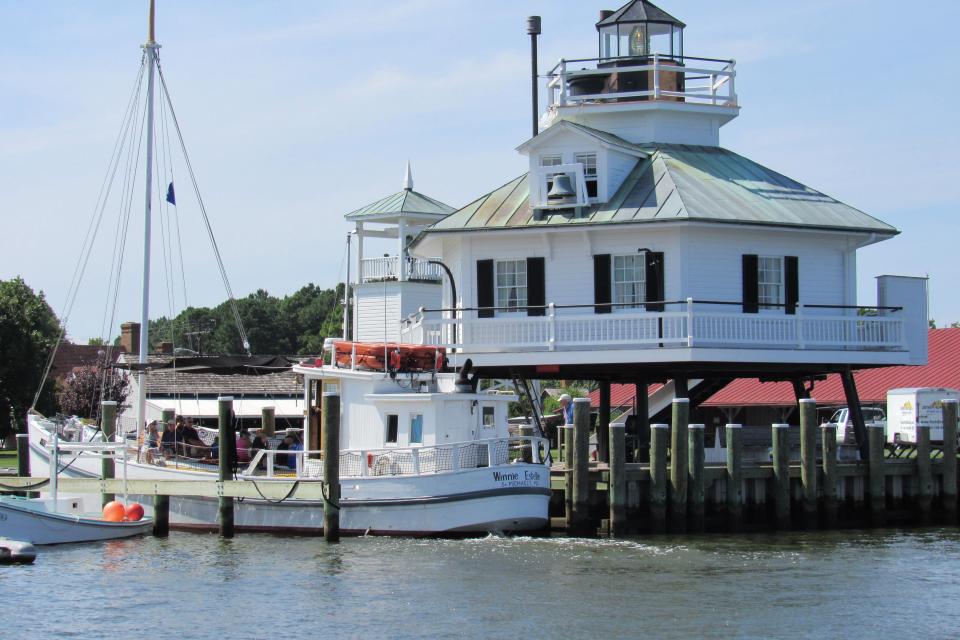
867;424;886;527
635;380;649;463
261;406;276;437
669;398;689;532
153;495;170;537
820;424;838;529
571;398;591;536
649;423;669;534
161;407;176;457
520;424;536;463
726;424;743;532
941;399;957;524
101;401;117;506
915;424;932;526
608;423;626;537
772;424;791;530
322;391;341;543
598;381;611;463
218;396;235;538
799;398;818;529
562;425;573;529
15;433;33;498
688;424;705;533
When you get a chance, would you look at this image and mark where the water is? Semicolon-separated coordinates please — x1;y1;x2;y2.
5;529;960;639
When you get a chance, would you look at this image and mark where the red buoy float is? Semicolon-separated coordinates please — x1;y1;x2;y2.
333;342;446;372
102;501;125;522
125;502;145;522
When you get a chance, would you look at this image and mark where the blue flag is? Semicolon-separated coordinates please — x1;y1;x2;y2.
166;182;176;205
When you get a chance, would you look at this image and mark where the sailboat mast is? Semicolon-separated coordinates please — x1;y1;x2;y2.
136;0;160;437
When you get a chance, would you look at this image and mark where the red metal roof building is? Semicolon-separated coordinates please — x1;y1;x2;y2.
590;328;959;415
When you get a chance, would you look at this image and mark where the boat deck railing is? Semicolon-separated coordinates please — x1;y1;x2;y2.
241;436;550;480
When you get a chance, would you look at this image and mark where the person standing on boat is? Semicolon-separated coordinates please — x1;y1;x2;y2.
559;394;574;425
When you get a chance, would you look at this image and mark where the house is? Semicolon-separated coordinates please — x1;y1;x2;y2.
393;0;927;460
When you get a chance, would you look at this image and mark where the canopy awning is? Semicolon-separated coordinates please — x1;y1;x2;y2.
117;355;295;375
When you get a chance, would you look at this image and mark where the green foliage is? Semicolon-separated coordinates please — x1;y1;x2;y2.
147;283;347;355
0;277;62;441
87;337;106;346
55;355;130;419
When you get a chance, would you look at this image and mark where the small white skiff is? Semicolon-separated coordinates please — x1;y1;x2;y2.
0;495;152;546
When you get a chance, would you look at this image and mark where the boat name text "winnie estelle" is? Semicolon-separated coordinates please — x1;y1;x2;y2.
492;470;542;487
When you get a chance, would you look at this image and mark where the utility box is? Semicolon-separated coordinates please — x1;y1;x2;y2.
886;387;960;444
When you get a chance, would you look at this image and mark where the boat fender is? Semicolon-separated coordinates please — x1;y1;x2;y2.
0;539;37;564
125;502;145;521
367;452;374;469
389;349;401;371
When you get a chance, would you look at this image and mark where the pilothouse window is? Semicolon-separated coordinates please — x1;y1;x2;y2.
482;406;495;427
410;414;423;444
386;414;399;444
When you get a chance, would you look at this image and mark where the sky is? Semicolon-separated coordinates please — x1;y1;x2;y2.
2;0;959;342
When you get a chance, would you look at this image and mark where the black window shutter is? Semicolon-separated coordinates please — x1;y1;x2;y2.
645;252;665;312
785;256;799;315
593;254;611;314
526;257;545;317
742;254;759;314
477;260;494;318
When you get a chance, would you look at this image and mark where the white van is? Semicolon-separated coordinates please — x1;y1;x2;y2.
886;387;960;444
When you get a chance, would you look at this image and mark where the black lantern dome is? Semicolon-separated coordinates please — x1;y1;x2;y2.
597;0;684;60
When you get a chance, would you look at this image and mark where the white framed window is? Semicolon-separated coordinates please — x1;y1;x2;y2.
613;254;646;310
386;414;399;445
574;152;598;198
495;259;527;313
482;406;495;427
758;256;784;310
409;414;423;444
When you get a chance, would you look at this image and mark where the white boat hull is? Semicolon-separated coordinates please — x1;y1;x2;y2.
28;417;550;535
0;497;153;545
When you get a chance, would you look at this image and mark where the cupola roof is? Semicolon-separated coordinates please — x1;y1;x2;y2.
597;0;685;28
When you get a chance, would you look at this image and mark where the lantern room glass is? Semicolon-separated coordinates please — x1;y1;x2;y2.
599;22;683;60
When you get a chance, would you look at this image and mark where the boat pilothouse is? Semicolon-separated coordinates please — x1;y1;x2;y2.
289;340;551;534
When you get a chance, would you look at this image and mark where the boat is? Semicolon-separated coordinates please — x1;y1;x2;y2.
0;538;37;564
28;350;551;535
2;437;152;545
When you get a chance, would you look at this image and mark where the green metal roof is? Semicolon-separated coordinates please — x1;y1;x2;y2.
424;145;898;236
345;188;455;221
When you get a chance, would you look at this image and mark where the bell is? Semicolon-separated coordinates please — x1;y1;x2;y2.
547;173;576;204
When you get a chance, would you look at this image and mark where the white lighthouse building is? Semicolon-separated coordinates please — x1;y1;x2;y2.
393;0;927;458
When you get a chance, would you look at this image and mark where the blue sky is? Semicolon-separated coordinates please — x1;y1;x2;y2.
2;0;959;342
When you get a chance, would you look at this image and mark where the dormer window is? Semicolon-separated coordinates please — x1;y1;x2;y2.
574;152;598;198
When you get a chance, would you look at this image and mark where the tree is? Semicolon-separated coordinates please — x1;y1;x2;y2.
56;355;130;419
0;277;62;445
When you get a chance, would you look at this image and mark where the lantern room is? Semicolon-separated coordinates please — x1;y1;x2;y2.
597;0;684;60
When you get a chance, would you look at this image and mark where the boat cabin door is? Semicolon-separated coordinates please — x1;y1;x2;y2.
477;402;497;439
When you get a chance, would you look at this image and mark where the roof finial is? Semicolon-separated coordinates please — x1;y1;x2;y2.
147;0;156;44
402;160;414;191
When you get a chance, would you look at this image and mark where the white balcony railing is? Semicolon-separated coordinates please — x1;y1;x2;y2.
360;256;442;283
240;436;549;479
400;300;906;354
545;54;737;112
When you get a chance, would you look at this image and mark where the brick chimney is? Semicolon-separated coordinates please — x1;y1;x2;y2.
120;322;140;356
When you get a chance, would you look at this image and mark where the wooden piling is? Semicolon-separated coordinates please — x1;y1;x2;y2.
772;424;791;530
726;424;743;532
16;433;35;498
598;381;611;463
688;424;705;533
218;396;235;538
101;401;117;506
261;406;276;437
322;392;341;543
520;424;536;463
153;495;170;537
799;398;817;529
867;424;886;527
608;423;626;537
562;425;573;529
941;399;957;524
915;424;932;526
649;424;669;534
570;398;592;536
820;424;838;528
669;398;689;533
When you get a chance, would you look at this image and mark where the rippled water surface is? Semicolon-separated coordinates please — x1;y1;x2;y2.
5;529;960;639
